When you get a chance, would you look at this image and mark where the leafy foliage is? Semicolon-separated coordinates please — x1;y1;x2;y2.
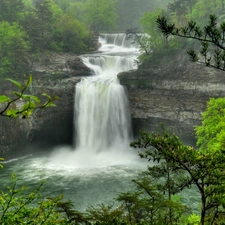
139;9;166;54
0;76;58;119
83;0;118;33
130;8;184;67
0;173;71;224
195;98;225;153
187;0;225;26
156;14;225;71
53;14;90;53
0;0;24;23
116;0;171;31
0;0;98;76
131;127;225;225
167;0;198;24
0;22;29;76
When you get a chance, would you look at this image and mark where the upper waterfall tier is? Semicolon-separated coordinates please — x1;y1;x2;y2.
81;55;137;76
100;33;133;48
98;33;140;53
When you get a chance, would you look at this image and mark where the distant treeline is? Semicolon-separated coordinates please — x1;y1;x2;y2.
55;0;171;32
0;0;173;77
0;0;98;77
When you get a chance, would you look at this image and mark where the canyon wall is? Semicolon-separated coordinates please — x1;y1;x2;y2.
2;50;225;159
0;54;91;159
118;52;225;145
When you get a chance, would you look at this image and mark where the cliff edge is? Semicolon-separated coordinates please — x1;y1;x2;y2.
118;51;225;145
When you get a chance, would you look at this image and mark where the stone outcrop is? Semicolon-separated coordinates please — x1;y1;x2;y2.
31;53;93;76
0;53;91;159
118;52;225;145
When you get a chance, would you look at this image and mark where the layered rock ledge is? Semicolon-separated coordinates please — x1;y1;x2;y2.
118;53;225;145
0;53;92;159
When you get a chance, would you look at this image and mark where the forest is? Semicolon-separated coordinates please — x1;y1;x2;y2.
1;0;225;224
0;0;167;78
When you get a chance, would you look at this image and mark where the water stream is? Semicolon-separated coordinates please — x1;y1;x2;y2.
1;34;147;211
75;34;138;154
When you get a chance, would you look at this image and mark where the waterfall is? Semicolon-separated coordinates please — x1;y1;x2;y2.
2;35;144;213
74;34;139;153
100;33;136;48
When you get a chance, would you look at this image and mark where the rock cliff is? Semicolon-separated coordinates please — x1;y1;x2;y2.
118;51;225;145
2;50;225;158
0;53;92;159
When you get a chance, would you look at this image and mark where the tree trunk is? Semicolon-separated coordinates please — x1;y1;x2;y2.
201;195;206;225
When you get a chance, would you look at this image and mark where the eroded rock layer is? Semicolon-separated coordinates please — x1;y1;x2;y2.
118;53;225;145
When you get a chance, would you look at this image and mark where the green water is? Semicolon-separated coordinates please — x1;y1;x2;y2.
1;146;147;211
1;146;200;213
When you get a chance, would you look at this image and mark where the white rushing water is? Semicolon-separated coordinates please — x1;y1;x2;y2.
46;33;141;167
1;34;148;211
75;35;138;154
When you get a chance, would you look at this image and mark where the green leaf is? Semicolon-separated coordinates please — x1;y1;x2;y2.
0;95;10;103
0;158;4;169
26;75;32;86
12;91;22;97
22;103;29;110
6;78;24;90
22;95;40;103
27;95;41;103
54;95;59;101
42;93;51;99
22;110;33;118
46;102;56;107
6;109;18;118
29;101;36;109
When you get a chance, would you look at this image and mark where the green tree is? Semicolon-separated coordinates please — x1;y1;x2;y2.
33;0;63;50
22;0;33;8
117;176;189;224
53;14;89;53
139;9;167;53
83;0;117;33
167;0;198;24
156;14;225;71
55;0;86;22
195;98;225;153
0;174;67;224
21;9;41;54
86;204;127;224
0;0;25;23
0;78;70;225
116;0;171;31
188;0;225;25
0;22;30;76
131;129;225;225
128;8;183;66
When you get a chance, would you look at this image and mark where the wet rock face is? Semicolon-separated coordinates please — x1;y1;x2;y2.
0;76;81;159
0;53;91;159
118;53;225;145
31;53;93;76
28;77;80;152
